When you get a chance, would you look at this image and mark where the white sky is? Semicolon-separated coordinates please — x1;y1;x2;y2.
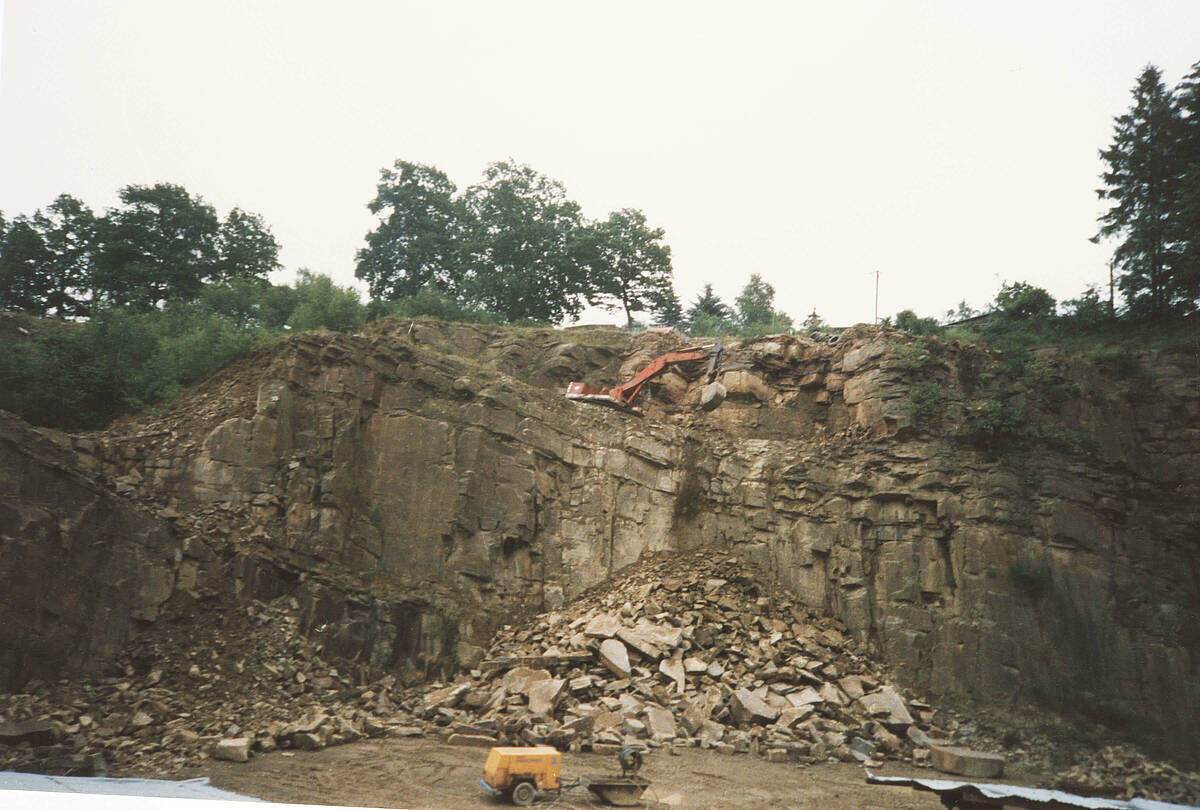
2;1;1199;327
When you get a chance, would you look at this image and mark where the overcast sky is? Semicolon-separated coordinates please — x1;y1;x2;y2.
2;1;1199;327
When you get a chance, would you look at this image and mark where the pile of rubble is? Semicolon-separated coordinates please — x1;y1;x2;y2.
0;597;414;776
419;551;944;767
1054;746;1200;807
2;548;1198;808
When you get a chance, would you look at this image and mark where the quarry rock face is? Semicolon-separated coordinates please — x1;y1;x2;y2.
0;321;1197;757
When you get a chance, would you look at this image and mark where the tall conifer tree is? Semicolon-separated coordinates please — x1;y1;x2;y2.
1096;65;1186;317
1174;60;1200;310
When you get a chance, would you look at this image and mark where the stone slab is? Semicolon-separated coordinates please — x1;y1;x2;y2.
929;744;1005;778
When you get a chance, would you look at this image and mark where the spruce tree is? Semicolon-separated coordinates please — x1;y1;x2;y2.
1097;65;1186;317
684;283;732;335
1175;60;1200;311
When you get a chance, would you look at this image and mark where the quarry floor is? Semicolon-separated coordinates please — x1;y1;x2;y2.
196;737;945;809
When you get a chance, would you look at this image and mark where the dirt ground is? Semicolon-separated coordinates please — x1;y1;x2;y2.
199;738;945;809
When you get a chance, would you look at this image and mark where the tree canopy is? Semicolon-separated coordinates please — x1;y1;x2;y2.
586;208;675;327
0;183;280;316
734;274;793;335
355;161;464;300
356;158;681;325
1097;64;1198;316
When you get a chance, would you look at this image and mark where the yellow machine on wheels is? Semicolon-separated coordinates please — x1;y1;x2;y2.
481;746;562;806
481;746;650;806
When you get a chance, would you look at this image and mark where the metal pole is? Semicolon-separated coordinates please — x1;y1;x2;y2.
1108;260;1115;317
874;270;879;324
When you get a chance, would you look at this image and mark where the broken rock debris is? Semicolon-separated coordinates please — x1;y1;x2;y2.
417;551;943;767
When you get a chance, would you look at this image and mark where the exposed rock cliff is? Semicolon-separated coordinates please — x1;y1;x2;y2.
1;320;1196;756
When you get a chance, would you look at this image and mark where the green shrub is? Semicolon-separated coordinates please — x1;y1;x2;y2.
995;281;1056;320
1090;346;1142;378
287;270;366;332
902;381;946;426
890;340;939;371
0;306;268;430
965;400;1026;447
894;309;943;336
371;288;504;324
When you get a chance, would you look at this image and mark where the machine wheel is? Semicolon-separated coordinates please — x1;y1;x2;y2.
511;781;536;806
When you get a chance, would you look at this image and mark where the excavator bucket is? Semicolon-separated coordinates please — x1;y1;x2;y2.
700;381;726;411
585;775;650;806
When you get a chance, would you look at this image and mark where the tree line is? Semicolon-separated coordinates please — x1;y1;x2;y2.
1095;61;1200;317
355;159;679;327
0;183;281;316
14;52;1200;434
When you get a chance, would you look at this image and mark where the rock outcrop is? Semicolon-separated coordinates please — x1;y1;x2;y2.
0;320;1196;760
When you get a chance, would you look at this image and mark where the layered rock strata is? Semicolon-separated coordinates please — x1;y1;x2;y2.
0;321;1196;757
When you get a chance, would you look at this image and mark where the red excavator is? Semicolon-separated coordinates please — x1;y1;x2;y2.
565;342;726;414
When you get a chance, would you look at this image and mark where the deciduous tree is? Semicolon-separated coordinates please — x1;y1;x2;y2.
588;208;674;327
0;218;51;314
216;208;280;282
462;161;588;323
356;161;466;300
94;183;222;309
735;273;793;334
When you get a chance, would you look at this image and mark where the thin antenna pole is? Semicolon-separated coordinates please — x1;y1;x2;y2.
874;270;879;324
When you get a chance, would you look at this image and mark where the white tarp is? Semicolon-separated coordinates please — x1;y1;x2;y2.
866;770;1200;810
0;773;258;800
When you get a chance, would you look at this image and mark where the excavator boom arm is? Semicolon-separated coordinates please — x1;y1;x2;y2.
609;347;709;402
565;342;724;413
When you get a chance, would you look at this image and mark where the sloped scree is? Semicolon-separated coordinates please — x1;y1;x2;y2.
1;549;1198;805
418;551;942;766
0;597;417;776
413;550;1200;806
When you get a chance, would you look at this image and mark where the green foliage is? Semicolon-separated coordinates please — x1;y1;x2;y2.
893;309;942;335
1177;61;1200;307
649;282;685;328
890;339;940;371
1097;65;1194;316
902;381;946;426
215;208;281;281
1086;345;1151;395
199;278;297;329
357;159;690;326
461;161;590;323
355;161;465;300
0;219;52;314
943;300;978;322
965;400;1027;448
964;398;1094;453
734;274;775;328
685;284;733;335
586;208;676;327
994;281;1056;320
0;308;265;429
1089;345;1140;377
1;183;279;317
687;311;732;337
94;183;223;309
369;288;502;324
734;274;793;335
286;270;366;332
1061;285;1110;327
